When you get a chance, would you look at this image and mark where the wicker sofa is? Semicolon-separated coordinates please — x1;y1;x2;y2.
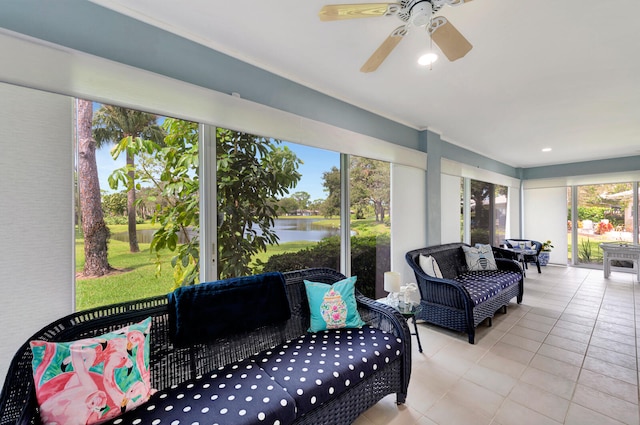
406;243;524;344
0;268;411;425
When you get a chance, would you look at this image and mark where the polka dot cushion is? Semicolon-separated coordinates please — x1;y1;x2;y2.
455;270;521;305
254;327;403;416
103;358;296;425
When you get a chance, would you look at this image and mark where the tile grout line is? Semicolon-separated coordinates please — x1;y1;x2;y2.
483;271;575;425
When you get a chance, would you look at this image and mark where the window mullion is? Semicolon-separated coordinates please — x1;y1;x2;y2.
340;153;351;276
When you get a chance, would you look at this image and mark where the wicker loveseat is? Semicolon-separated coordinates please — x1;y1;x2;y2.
406;243;524;344
0;268;411;425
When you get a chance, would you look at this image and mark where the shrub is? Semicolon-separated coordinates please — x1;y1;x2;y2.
260;235;390;299
579;238;592;263
104;215;128;225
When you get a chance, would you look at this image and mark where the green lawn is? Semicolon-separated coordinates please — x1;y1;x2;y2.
251;241;317;265
76;217;390;311
75;224;175;311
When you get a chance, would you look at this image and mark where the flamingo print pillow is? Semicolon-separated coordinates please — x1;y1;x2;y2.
29;317;153;425
304;276;365;332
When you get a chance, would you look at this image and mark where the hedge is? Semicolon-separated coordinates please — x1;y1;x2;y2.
260;235;390;299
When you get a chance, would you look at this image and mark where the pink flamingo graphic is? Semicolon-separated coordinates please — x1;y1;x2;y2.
38;341;107;425
32;320;152;424
32;338;106;402
120;330;154;410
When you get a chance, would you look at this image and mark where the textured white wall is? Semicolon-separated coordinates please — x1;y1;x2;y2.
441;174;462;243
391;164;428;285
0;83;74;388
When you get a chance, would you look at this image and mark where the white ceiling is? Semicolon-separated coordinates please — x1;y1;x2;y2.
91;0;640;168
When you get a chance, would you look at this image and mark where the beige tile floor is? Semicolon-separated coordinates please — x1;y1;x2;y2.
354;266;640;425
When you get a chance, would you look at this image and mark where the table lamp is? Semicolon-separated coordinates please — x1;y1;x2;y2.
384;271;401;308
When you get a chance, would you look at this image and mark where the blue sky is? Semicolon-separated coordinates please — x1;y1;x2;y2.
95;139;336;201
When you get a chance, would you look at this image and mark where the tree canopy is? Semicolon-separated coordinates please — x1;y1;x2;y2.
93;105;165;252
147;123;302;286
217;129;302;278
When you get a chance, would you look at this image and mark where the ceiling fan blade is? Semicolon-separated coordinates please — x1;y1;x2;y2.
319;3;399;21
428;16;472;61
360;26;407;73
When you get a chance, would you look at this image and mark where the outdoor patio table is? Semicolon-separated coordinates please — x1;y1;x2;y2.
600;243;640;281
502;246;537;276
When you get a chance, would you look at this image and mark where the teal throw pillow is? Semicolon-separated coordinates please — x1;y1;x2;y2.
304;276;365;332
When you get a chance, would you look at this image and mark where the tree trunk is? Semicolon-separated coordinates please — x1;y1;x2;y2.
77;99;113;276
377;201;385;222
126;150;140;252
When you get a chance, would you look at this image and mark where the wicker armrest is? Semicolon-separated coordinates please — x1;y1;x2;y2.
414;272;472;310
356;294;411;341
495;258;524;274
355;294;411;402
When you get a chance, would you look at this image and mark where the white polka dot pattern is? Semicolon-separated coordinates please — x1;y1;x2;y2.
101;358;296;425
100;328;401;425
455;271;520;305
253;327;402;416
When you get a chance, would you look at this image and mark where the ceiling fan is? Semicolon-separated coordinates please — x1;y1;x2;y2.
319;0;474;72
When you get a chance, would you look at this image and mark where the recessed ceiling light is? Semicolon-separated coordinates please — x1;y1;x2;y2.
542;148;552;152
418;52;438;66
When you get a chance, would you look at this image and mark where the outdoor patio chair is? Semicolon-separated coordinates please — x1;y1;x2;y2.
503;239;543;273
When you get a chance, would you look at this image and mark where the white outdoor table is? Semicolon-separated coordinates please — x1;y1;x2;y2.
600;243;640;281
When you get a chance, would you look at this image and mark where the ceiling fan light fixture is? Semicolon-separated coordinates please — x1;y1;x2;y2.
418;52;439;65
410;1;433;27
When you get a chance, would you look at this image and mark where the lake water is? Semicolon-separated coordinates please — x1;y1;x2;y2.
111;218;339;244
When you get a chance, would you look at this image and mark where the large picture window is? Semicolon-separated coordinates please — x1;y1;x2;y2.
571;183;635;267
349;156;390;299
76;108;392;309
75;101;197;310
468;179;508;246
218;134;342;279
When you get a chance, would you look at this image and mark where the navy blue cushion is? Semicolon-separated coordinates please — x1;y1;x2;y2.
104;358;296;425
168;272;291;346
253;327;403;416
455;271;521;305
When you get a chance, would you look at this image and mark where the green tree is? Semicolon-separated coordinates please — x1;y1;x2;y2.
292;191;311;211
77;99;112;276
101;191;127;217
93;105;165;252
217;128;302;278
277;197;299;215
149;124;302;286
148;118;200;286
321;166;341;217
308;199;324;214
350;157;389;222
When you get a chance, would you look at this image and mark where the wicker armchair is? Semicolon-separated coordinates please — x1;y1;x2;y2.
0;268;412;425
503;239;543;273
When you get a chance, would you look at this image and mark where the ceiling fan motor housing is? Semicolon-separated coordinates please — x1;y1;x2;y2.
409;1;433;27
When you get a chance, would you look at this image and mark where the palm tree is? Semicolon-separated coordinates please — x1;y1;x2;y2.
93;105;165;252
77;99;112;276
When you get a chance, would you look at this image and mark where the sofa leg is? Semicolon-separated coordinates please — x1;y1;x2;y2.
487;317;492;327
396;393;406;405
468;332;475;344
536;261;541;273
502;305;507;314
